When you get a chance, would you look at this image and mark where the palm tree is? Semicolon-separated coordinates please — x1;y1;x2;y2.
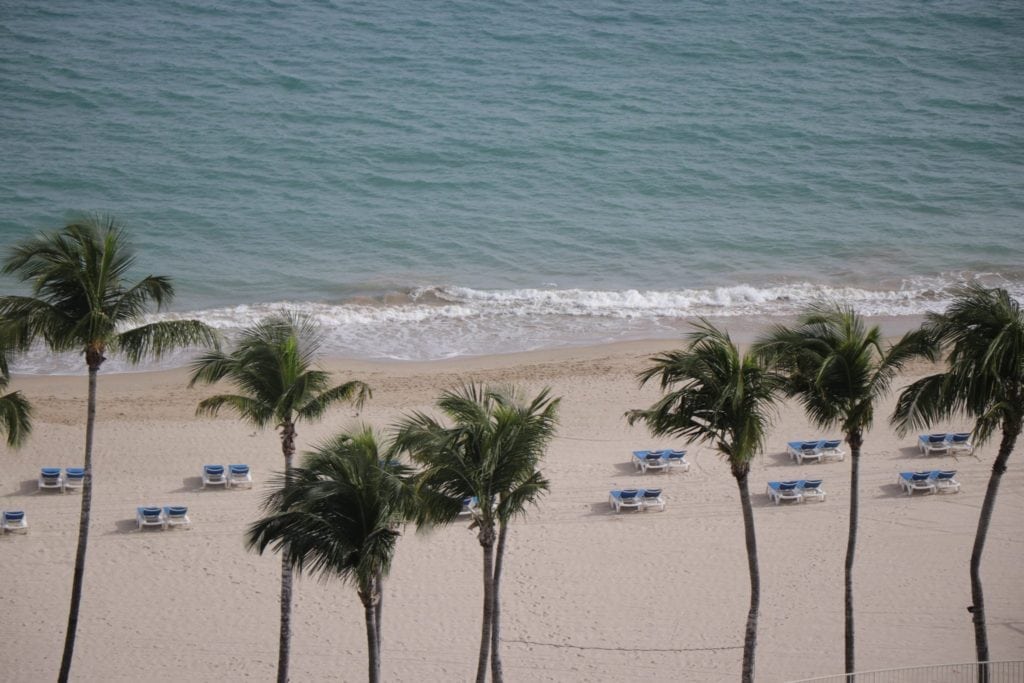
753;304;922;675
392;384;560;683
627;321;782;683
892;284;1023;679
0;216;217;682
189;313;371;683
248;427;416;683
0;344;32;447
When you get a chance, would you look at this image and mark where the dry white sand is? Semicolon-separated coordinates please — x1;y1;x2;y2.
1;340;1022;682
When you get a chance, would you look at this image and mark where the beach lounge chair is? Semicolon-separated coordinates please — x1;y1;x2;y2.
227;464;253;488
2;510;28;533
800;479;826;502
933;470;961;494
819;439;845;461
666;450;690;471
898;471;937;496
947;433;974;455
766;481;803;505
918;434;950;455
632;450;668;473
63;468;85;493
641;488;666;512
786;441;823;465
137;506;166;530
201;464;228;488
459;497;478;515
164;506;192;529
609;489;643;512
38;467;64;492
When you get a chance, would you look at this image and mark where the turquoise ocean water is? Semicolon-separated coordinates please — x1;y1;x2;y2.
2;1;1023;372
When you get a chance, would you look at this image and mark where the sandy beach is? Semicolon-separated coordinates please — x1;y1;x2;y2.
1;340;1022;682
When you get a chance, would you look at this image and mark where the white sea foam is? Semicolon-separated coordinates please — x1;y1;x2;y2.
12;276;1021;374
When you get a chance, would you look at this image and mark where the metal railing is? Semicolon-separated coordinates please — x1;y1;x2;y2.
789;660;1024;683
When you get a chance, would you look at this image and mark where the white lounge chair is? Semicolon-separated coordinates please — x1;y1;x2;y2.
918;434;950;455
898;471;937;496
786;441;823;465
2;510;28;533
202;464;228;488
137;506;166;530
933;470;961;494
947;433;974;455
609;489;643;512
632;450;669;474
38;467;63;492
766;481;803;505
818;439;845;462
799;479;826;502
63;468;85;493
666;450;690;471
164;506;192;529
641;488;666;512
227;464;253;488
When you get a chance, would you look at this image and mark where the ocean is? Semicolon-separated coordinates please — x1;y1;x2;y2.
2;0;1022;372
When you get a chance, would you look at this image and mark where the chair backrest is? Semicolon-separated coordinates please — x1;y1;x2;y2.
935;470;957;480
801;441;819;451
928;434;947;443
779;481;799;491
667;450;686;458
205;465;225;475
822;440;841;449
802;479;822;490
950;433;970;443
141;506;162;517
643;488;662;498
229;464;250;474
4;510;25;522
620;489;639;499
41;467;61;479
911;472;932;481
65;468;85;478
166;506;187;517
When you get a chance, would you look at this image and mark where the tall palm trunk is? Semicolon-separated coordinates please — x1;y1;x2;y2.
969;423;1020;683
277;421;297;683
58;357;101;683
490;521;509;683
735;469;760;683
361;580;382;683
476;524;496;683
844;431;863;676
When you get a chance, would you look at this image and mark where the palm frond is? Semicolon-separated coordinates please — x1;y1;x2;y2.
116;320;218;364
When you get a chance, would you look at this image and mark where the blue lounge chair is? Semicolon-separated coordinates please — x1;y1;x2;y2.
2;510;28;533
947;433;974;455
786;441;823;465
227;464;253;488
202;464;228;488
819;440;845;461
800;479;826;502
898;471;937;496
641;488;666;511
632;450;668;473
38;467;63;492
137;506;166;530
918;434;950;455
766;481;803;505
666;450;690;471
609;489;643;512
164;506;192;529
933;470;961;493
64;468;85;493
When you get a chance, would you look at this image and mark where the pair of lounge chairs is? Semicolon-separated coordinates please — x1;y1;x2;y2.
609;488;666;512
136;506;192;530
765;479;826;505
918;433;973;456
898;470;960;496
631;450;689;473
1;510;28;533
785;440;844;465
201;464;253;489
38;467;85;493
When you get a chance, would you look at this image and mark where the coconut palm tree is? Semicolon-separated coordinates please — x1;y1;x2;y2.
0;343;32;448
189;312;371;683
392;384;560;683
248;427;416;683
627;321;782;683
753;304;921;675
0;216;217;682
892;284;1023;680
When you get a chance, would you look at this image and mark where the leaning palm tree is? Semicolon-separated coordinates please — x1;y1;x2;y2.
627;321;781;683
0;216;217;682
892;284;1023;680
753;304;922;675
248;427;416;683
189;312;370;683
392;384;560;683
